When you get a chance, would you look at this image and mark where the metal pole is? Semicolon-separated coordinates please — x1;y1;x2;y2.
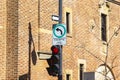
59;0;62;24
58;46;62;80
58;0;62;80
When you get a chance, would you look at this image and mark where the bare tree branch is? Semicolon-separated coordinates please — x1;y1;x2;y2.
96;70;114;80
116;72;120;79
83;47;104;63
111;55;118;68
108;26;120;44
104;26;120;80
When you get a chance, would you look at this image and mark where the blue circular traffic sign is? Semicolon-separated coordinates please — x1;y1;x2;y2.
53;24;66;38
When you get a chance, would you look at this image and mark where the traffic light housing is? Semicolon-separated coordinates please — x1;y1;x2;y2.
47;45;60;76
51;45;60;75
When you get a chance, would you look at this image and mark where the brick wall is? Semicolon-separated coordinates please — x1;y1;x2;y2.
6;0;18;80
0;0;6;80
0;0;120;80
18;0;38;80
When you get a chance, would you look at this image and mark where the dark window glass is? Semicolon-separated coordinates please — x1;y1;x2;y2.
101;14;107;41
66;74;70;80
80;64;84;80
66;12;70;33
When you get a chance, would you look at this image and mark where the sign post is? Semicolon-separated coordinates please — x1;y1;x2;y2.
58;0;63;80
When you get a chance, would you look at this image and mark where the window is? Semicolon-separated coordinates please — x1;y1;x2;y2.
64;7;72;36
66;12;70;33
101;14;107;42
79;64;84;80
65;70;72;80
78;59;86;80
66;74;70;80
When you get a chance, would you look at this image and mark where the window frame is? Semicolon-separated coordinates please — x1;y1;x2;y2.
65;69;72;80
64;7;72;37
78;59;86;80
79;64;84;80
101;13;107;42
66;12;70;34
66;74;71;80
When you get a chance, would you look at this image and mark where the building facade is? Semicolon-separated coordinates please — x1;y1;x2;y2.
0;0;120;80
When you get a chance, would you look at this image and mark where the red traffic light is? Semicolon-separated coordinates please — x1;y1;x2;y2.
51;46;59;54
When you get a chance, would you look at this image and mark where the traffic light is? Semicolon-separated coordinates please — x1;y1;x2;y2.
46;45;61;76
51;45;60;76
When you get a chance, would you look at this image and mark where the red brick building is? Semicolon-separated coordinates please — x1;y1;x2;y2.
0;0;120;80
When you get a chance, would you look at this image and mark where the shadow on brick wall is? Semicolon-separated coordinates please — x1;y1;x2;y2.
28;22;37;65
28;22;37;80
31;47;37;65
19;22;37;80
19;74;28;80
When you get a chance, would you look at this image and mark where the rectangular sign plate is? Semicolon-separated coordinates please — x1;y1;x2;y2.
52;24;66;45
